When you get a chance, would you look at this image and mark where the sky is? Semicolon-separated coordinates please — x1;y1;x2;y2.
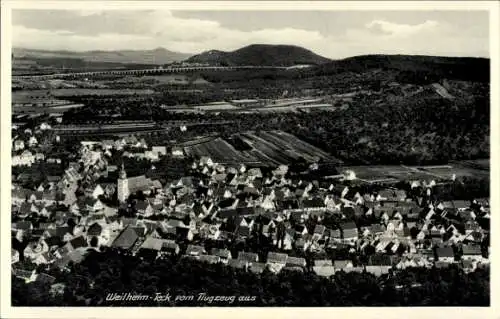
11;10;490;59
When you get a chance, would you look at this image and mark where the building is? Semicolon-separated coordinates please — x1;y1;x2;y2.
117;163;156;203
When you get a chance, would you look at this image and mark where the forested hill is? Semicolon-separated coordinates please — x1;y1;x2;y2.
312;54;490;83
186;44;332;66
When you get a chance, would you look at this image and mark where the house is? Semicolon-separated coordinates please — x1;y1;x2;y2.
185;244;206;257
34;251;55;265
363;224;385;237
12;249;20;264
13;139;25;151
65;236;87;251
227;259;247;270
266;252;288;265
275;228;294;250
28;136;38;147
334;260;353;271
140;237;174;254
197;255;220;264
91;185;105;199
436;246;455;263
136;200;154;217
12;150;35;167
365;265;392;276
248;262;266;274
285;256;307;269
111;226;139;250
211;248;232;263
237;251;259;264
171;146;184;158
294;224;308;236
161;240;181;255
313;261;336;277
23;241;48;261
462;244;483;261
340;222;358;243
312;224;326;241
199;156;214;167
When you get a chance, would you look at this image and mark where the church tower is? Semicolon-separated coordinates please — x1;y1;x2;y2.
117;162;129;203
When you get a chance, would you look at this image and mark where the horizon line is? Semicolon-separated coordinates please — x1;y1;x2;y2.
12;45;490;61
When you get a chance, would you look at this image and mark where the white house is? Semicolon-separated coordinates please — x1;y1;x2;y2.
13;139;25;151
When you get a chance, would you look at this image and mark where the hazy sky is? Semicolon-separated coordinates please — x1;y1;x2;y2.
12;10;489;58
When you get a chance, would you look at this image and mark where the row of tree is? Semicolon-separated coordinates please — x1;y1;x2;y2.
12;248;489;307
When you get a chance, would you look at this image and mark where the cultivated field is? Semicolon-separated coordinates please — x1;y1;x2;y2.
51;88;155;97
182;130;341;166
343;160;490;182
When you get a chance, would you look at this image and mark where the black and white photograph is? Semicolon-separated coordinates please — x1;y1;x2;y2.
1;1;498;317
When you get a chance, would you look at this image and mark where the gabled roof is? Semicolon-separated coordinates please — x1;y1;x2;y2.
313;224;326;235
112;226;139;249
87;223;103;236
267;252;288;264
140;237;166;251
227;259;247;269
436;246;454;258
302;198;324;209
314;259;332;267
462;244;482;256
286;256;307;267
333;260;352;269
13;221;33;230
313;265;336;277
237;251;259;263
211;248;232;259
69;236;87;249
186;244;206;255
368;254;393;266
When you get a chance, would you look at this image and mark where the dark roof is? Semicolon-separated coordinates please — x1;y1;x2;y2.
462;244;482;256
112;226;139;249
44;236;62;248
436;246;454;258
286;256;306;267
303;198;324;209
237;226;250;237
227;259;247;269
238;251;259;263
368;254;393;266
267;252;288;264
314;224;326;235
69;236;87;249
87;223;103;236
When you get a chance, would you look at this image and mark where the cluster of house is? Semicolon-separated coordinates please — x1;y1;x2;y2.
11;122;62;167
11;134;490;286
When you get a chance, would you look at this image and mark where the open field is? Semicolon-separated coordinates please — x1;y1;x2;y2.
51;88;155;97
343;160;489;182
182;130;341;166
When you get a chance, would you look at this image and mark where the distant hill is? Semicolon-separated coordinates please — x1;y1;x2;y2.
186;44;331;66
12;47;191;65
313;54;490;83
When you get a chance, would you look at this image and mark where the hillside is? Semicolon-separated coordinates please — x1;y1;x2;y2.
186;44;331;66
12;47;191;65
313;54;490;83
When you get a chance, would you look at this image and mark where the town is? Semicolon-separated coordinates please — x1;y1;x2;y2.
11;115;490;293
7;8;492;308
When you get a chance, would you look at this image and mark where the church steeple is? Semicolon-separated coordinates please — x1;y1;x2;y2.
117;161;129;203
119;162;127;179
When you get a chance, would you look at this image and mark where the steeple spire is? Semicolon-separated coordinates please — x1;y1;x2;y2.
119;161;127;179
